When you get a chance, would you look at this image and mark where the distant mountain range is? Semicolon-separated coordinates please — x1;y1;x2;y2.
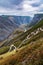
0;14;43;41
0;15;31;41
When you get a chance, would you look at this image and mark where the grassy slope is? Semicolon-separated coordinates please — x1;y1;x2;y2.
2;19;43;47
0;19;43;55
0;46;9;55
0;38;43;65
0;19;43;65
0;31;43;55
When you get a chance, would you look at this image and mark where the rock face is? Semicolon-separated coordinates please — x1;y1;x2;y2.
0;15;31;41
9;45;16;52
29;14;43;27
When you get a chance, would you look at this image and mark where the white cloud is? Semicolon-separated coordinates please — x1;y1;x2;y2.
0;0;43;16
16;0;40;15
22;2;38;12
39;4;43;8
36;4;43;12
23;0;40;4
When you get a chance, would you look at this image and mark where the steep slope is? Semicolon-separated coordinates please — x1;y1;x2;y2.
14;16;31;25
1;18;43;47
0;17;43;65
0;16;18;41
0;15;31;41
0;18;43;55
0;29;43;55
0;38;43;65
29;14;43;27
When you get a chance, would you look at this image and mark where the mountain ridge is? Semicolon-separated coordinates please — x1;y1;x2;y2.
0;15;31;41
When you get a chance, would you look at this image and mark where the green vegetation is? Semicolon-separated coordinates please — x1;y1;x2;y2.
0;38;43;65
0;19;43;65
0;19;43;55
0;46;9;55
2;19;43;47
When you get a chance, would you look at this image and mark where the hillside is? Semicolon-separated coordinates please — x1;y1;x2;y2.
1;18;43;47
0;37;43;65
29;14;43;27
0;15;31;41
0;17;43;65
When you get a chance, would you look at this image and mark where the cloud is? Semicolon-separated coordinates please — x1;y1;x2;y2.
15;0;40;16
20;0;39;12
0;0;43;16
0;0;23;8
38;4;43;12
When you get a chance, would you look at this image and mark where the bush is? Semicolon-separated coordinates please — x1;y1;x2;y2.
0;46;9;55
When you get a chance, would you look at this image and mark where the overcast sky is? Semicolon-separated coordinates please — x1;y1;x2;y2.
0;0;43;16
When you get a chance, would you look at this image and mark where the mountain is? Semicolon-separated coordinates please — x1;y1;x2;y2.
0;17;43;65
29;14;43;27
14;16;31;25
1;18;43;47
0;15;31;41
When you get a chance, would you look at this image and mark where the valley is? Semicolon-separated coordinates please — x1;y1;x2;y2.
0;14;43;65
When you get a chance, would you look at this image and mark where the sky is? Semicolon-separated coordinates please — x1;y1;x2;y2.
0;0;43;16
